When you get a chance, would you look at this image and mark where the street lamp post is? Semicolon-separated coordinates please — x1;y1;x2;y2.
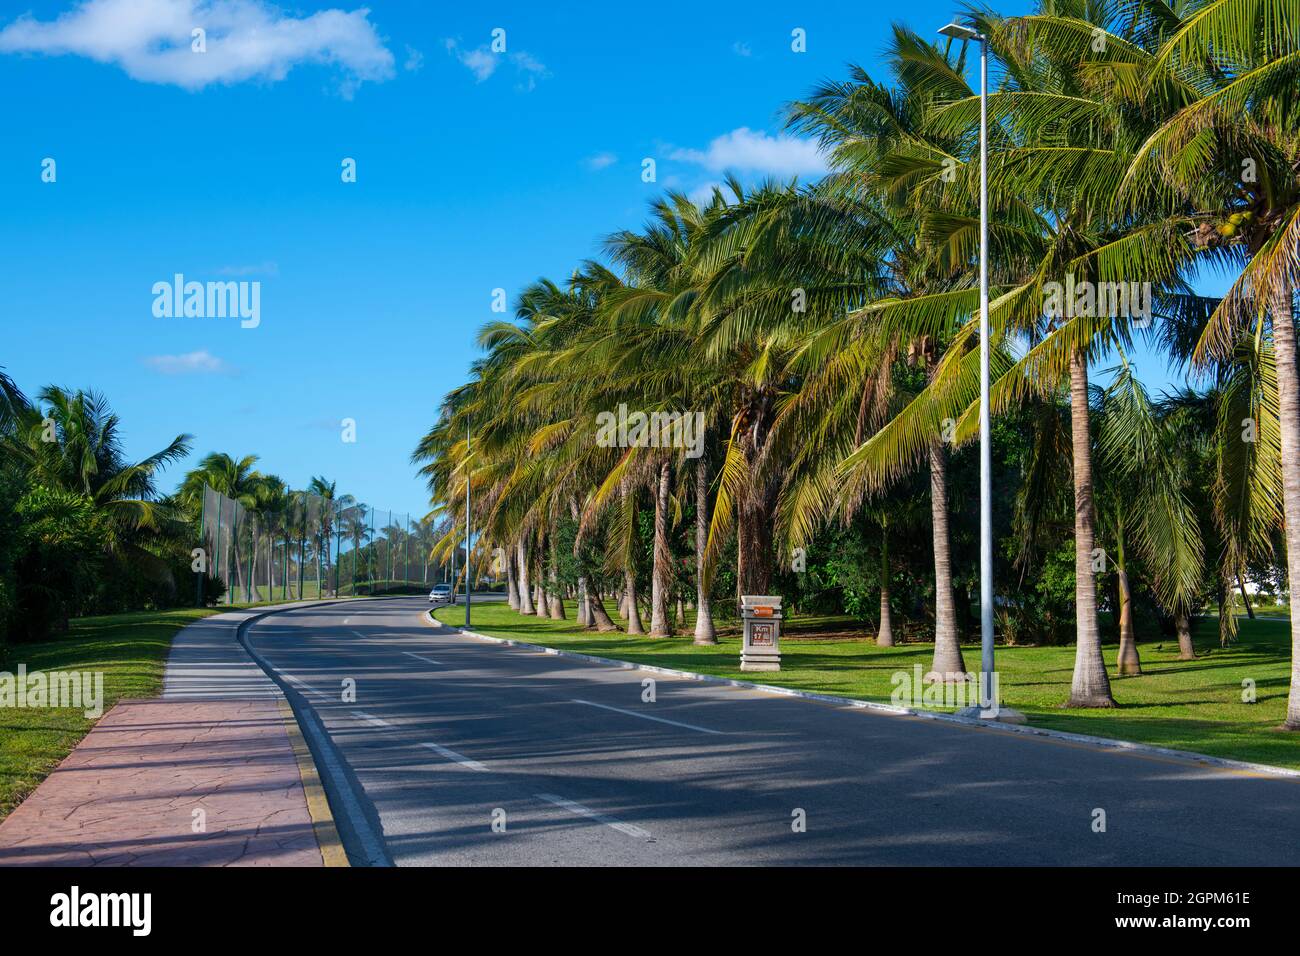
465;419;472;628
939;20;996;715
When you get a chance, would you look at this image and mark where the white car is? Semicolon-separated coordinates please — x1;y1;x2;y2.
428;584;453;605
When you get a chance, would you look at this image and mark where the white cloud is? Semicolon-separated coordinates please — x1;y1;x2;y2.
443;37;548;90
510;50;547;91
403;44;423;73
732;41;752;57
669;127;828;179
0;0;394;92
143;349;232;375
584;152;617;171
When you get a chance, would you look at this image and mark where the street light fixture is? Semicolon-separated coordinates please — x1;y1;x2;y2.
938;19;1002;719
937;21;979;41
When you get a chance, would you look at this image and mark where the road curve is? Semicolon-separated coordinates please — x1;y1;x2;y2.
244;596;1300;866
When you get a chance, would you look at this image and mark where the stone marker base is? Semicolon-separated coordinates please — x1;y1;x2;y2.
953;705;1028;725
740;657;781;672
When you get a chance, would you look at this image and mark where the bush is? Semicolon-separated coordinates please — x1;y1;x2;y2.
12;486;105;641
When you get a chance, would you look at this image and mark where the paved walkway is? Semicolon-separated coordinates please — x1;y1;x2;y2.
0;605;337;866
164;608;281;699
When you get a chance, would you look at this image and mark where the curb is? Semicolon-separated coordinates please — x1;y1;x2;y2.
235;600;392;867
424;608;1300;782
277;697;349;867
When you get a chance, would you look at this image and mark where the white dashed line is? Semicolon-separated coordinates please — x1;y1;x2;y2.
352;710;393;729
283;673;329;701
535;793;651;839
419;741;488;772
569;698;722;735
403;651;444;666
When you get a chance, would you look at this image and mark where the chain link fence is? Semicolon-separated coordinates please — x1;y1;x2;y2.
197;485;452;605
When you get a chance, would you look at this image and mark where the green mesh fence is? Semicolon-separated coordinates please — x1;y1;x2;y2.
197;485;448;604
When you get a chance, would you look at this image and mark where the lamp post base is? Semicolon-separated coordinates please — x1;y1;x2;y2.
954;705;1027;724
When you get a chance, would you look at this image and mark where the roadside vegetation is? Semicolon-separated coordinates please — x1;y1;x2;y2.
0;372;449;647
416;1;1300;728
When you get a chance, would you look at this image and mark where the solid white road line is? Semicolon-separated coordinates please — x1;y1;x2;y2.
403;651;444;666
535;793;651;839
569;698;722;735
419;741;489;772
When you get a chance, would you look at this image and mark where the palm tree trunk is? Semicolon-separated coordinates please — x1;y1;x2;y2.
507;549;519;609
516;538;534;614
570;499;590;627
878;519;894;647
1175;606;1197;660
547;530;565;619
693;456;717;644
736;495;774;599
1067;349;1116;707
624;565;644;634
650;461;673;636
1115;564;1141;675
1273;289;1300;728
532;539;546;614
577;577;591;627
927;440;966;680
589;590;618;631
1236;570;1255;619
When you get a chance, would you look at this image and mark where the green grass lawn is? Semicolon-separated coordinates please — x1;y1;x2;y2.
0;594;368;823
437;601;1300;770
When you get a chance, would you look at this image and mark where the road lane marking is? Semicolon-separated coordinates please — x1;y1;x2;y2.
403;651;444;666
351;630;369;640
535;793;651;839
352;710;393;729
419;741;488;772
284;673;330;702
569;698;722;735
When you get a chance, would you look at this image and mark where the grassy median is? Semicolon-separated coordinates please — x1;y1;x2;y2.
436;601;1298;770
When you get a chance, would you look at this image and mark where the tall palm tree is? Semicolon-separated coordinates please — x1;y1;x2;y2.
1112;0;1300;725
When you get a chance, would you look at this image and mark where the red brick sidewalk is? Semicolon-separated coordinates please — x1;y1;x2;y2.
0;697;325;866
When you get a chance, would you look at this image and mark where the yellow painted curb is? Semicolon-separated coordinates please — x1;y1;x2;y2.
278;698;350;867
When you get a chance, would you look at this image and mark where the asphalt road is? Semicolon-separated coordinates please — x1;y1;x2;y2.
245;595;1300;866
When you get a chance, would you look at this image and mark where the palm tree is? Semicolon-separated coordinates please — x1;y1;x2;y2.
1095;360;1206;671
307;476;345;595
1111;0;1300;725
4;387;193;609
9;386;193;547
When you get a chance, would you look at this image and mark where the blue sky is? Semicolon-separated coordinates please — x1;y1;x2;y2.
3;0;1208;517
